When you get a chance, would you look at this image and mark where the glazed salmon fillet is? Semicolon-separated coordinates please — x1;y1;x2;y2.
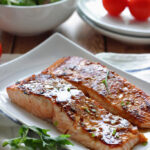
7;74;146;150
44;56;150;128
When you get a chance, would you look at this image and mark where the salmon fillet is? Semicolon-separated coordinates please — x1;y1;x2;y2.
7;74;146;150
44;56;150;128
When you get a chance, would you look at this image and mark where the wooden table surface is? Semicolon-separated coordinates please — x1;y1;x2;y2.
1;12;150;54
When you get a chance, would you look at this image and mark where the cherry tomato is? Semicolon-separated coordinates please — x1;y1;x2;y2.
0;43;2;57
102;0;128;16
128;0;150;21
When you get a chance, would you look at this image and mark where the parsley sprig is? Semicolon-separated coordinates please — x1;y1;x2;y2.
102;70;110;94
2;125;73;150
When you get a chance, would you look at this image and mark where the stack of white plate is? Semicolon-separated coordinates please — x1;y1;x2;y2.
77;0;150;44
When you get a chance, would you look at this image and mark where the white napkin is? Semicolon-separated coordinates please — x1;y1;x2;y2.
0;53;150;149
96;53;150;82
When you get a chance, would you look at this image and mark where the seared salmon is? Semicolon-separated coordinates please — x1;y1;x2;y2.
44;56;150;128
7;74;146;150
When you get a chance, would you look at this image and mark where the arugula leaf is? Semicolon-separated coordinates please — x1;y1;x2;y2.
0;0;8;4
1;0;37;6
37;0;45;5
0;0;61;6
50;0;60;3
2;125;73;150
53;121;58;127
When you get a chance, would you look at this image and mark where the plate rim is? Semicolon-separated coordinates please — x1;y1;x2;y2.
77;0;150;37
0;33;150;149
0;33;63;68
77;9;150;44
0;33;150;91
77;8;150;39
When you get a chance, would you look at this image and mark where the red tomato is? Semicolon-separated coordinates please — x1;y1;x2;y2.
0;43;2;57
102;0;128;16
128;0;150;21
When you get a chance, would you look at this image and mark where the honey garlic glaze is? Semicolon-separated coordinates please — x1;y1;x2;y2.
47;57;150;124
16;74;139;147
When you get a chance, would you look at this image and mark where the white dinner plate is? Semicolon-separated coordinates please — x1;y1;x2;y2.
77;0;150;37
77;9;150;44
0;33;150;150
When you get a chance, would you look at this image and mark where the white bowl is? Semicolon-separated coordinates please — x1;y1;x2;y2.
0;0;76;36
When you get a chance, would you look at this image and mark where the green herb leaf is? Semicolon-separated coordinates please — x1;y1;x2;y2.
0;0;61;6
19;125;29;137
56;134;74;146
67;88;70;92
56;87;60;91
102;70;109;94
2;125;73;150
53;121;58;127
2;141;9;147
121;101;125;107
112;129;116;136
142;142;148;146
50;0;60;3
7;0;36;6
91;109;96;113
83;107;90;113
91;128;96;131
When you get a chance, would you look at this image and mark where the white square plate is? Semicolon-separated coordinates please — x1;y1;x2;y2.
0;33;150;150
